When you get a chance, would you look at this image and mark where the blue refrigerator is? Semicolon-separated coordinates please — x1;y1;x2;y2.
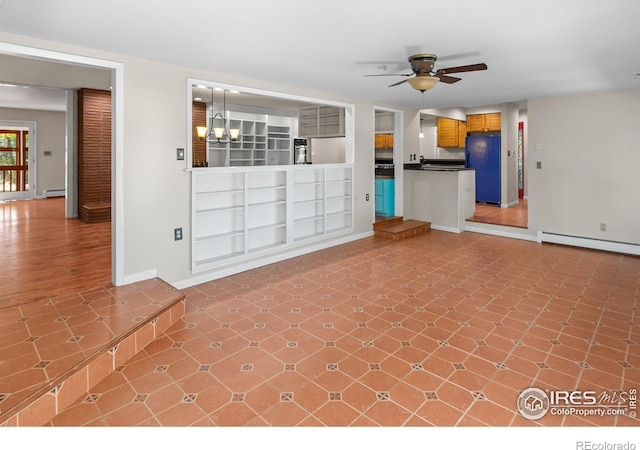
465;135;501;205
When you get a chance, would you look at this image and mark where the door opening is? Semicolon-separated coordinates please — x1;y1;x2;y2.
518;121;524;199
0;128;31;199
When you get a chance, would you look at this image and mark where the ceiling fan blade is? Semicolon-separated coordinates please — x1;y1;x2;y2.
388;79;409;87
364;73;412;78
437;74;462;84
437;63;487;75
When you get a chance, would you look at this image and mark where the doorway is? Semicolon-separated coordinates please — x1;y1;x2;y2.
373;107;403;223
0;42;125;287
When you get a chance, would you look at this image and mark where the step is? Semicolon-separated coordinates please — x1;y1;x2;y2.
373;215;404;230
374;219;431;240
0;278;185;427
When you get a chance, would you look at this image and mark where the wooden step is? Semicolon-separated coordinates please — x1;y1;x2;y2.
373;215;404;230
374;219;431;240
0;278;185;426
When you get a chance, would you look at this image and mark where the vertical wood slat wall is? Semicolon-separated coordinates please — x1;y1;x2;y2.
77;89;111;223
192;101;206;166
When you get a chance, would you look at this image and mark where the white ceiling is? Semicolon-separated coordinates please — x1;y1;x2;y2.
0;0;639;111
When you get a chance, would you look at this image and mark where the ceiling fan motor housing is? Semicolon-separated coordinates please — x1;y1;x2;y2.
409;53;438;75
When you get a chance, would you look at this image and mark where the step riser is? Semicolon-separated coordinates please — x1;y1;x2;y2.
375;224;431;240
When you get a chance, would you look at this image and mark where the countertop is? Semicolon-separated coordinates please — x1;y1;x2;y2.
403;163;473;172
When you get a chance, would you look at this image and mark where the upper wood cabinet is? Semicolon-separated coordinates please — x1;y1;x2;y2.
466;113;501;132
375;133;393;149
437;117;466;148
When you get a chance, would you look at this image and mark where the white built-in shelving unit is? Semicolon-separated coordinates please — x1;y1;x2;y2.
298;106;345;137
192;165;353;273
207;110;292;167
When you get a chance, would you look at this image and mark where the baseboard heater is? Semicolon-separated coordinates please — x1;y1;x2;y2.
43;188;65;198
537;231;640;256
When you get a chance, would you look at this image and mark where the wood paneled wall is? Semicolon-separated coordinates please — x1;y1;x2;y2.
77;88;111;223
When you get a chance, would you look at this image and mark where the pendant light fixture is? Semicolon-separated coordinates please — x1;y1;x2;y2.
197;88;240;143
419;117;425;139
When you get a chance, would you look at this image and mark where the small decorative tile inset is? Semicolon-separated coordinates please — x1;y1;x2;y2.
134;394;148;403
290;323;299;328
133;316;144;322
241;364;253;371
377;392;390;401
325;342;335;347
280;392;293;402
56;316;69;322
232;393;245;402
198;365;211;372
577;361;590;368
392;323;401;328
527;322;536;327
618;361;632;368
453;363;466;370
186;323;196;329
228;308;238;313
287;341;298;348
221;323;231;329
249;341;260;347
363;341;374;347
401;341;411;347
255;323;265;329
426;322;436;327
536;362;550;369
291;308;301;313
172;342;183;348
586;339;598;345
155;365;169;372
550;340;561;346
410;363;424;371
415;307;425;312
327;363;338;371
495;362;508;370
284;364;296;371
358;323;367;328
329;392;341;401
84;393;100;403
25;336;39;342
211;342;222;348
494;322;504;327
437;341;449;347
561;322;570;327
353;307;363;312
424;392;438;400
513;340;524;346
323;323;333;328
322;308;331;312
369;363;381;370
475;340;487;346
68;336;83;342
18;317;29;322
34;361;51;368
182;394;197;403
460;322;470;327
260;308;270;313
472;392;486;400
623;339;635;345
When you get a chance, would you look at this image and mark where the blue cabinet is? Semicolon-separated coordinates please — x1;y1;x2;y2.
375;177;395;216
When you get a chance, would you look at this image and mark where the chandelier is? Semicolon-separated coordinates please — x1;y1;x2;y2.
196;88;240;143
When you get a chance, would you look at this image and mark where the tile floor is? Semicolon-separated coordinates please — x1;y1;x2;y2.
47;230;640;427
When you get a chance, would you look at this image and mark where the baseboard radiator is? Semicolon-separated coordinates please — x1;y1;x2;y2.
43;189;65;198
537;231;640;256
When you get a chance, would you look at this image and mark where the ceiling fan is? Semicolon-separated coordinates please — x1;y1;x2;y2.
365;53;487;92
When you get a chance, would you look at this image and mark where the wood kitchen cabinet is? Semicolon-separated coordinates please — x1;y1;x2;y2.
375;133;393;149
437;117;466;148
466;113;501;132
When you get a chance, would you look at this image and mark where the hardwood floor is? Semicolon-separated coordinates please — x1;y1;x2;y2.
0;198;111;309
467;199;528;228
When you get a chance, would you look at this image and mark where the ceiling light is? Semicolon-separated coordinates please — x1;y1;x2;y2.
407;76;439;93
419;117;424;139
197;88;240;144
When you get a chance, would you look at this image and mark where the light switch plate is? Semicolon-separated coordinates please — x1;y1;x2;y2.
176;148;185;160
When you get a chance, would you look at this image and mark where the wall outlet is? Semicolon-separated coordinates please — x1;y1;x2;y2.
600;223;607;232
366;194;370;201
174;227;183;240
536;161;542;169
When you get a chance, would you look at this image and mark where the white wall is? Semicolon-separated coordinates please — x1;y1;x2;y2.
527;89;640;245
0;107;65;196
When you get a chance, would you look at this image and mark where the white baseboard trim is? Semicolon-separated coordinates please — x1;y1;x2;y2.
171;231;374;290
501;200;520;208
122;268;158;285
430;224;463;234
537;231;640;256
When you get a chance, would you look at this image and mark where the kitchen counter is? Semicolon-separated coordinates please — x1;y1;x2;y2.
404;163;473;172
403;167;475;233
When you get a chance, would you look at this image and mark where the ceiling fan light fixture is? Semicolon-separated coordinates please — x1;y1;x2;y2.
407;76;439;92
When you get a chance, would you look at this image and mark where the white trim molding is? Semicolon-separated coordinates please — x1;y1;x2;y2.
537;231;640;256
